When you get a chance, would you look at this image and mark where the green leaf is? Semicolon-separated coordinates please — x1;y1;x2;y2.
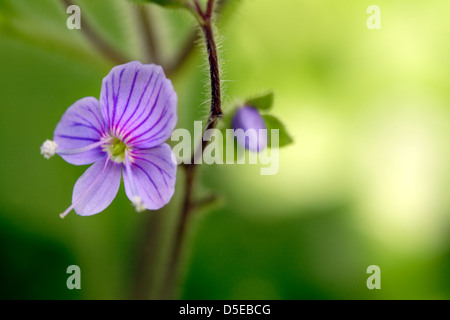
245;91;274;111
263;115;293;148
128;0;187;8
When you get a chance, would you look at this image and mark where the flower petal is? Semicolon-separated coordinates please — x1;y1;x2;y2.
123;144;177;210
54;97;107;165
231;106;268;151
100;61;177;149
72;157;122;216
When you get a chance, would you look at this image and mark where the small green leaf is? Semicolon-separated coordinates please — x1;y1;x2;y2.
129;0;187;8
263;115;293;148
245;91;274;111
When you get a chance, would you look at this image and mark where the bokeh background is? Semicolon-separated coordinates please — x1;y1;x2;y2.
0;0;449;299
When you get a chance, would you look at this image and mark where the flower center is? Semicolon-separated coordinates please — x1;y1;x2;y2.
108;137;129;163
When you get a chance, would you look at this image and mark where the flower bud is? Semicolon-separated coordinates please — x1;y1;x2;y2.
231;106;268;152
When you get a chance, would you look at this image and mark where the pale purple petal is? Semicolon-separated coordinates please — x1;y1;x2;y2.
54;97;106;165
123;144;177;210
231;106;268;151
99;61;177;149
72;157;122;216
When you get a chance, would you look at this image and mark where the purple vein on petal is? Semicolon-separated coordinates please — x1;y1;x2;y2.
55;135;99;142
118;71;155;137
133;156;170;188
122;81;164;141
157;167;169;188
73;112;103;135
111;72;116;125
85;105;106;133
132;149;175;169
132;155;173;179
70;122;102;135
130;113;173;145
123;78;163;136
111;70;121;128
103;83;111;127
155;154;176;167
127;96;171;144
124;152;139;197
115;69;139;135
134;163;162;201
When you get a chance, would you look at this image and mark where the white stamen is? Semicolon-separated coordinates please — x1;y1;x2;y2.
40;140;58;159
124;152;146;212
57;139;109;155
132;195;146;212
59;156;111;219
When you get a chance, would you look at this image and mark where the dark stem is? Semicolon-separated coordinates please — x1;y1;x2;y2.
131;209;165;299
166;0;229;77
160;0;223;299
202;21;222;120
61;0;129;65
206;0;215;16
193;0;204;15
161;164;196;299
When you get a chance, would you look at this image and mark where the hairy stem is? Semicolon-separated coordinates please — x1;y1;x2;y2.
160;0;223;299
167;0;229;77
202;22;222;120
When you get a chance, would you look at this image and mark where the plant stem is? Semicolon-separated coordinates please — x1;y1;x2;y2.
131;0;224;300
130;208;165;299
166;0;229;77
160;0;223;299
161;164;196;299
202;21;222;120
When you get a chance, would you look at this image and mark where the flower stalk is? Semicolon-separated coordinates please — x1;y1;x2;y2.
161;0;223;299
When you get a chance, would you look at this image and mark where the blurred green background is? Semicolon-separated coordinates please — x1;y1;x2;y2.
0;0;449;299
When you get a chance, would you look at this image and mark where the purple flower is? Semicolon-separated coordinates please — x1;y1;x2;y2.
231;106;268;152
41;61;177;218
